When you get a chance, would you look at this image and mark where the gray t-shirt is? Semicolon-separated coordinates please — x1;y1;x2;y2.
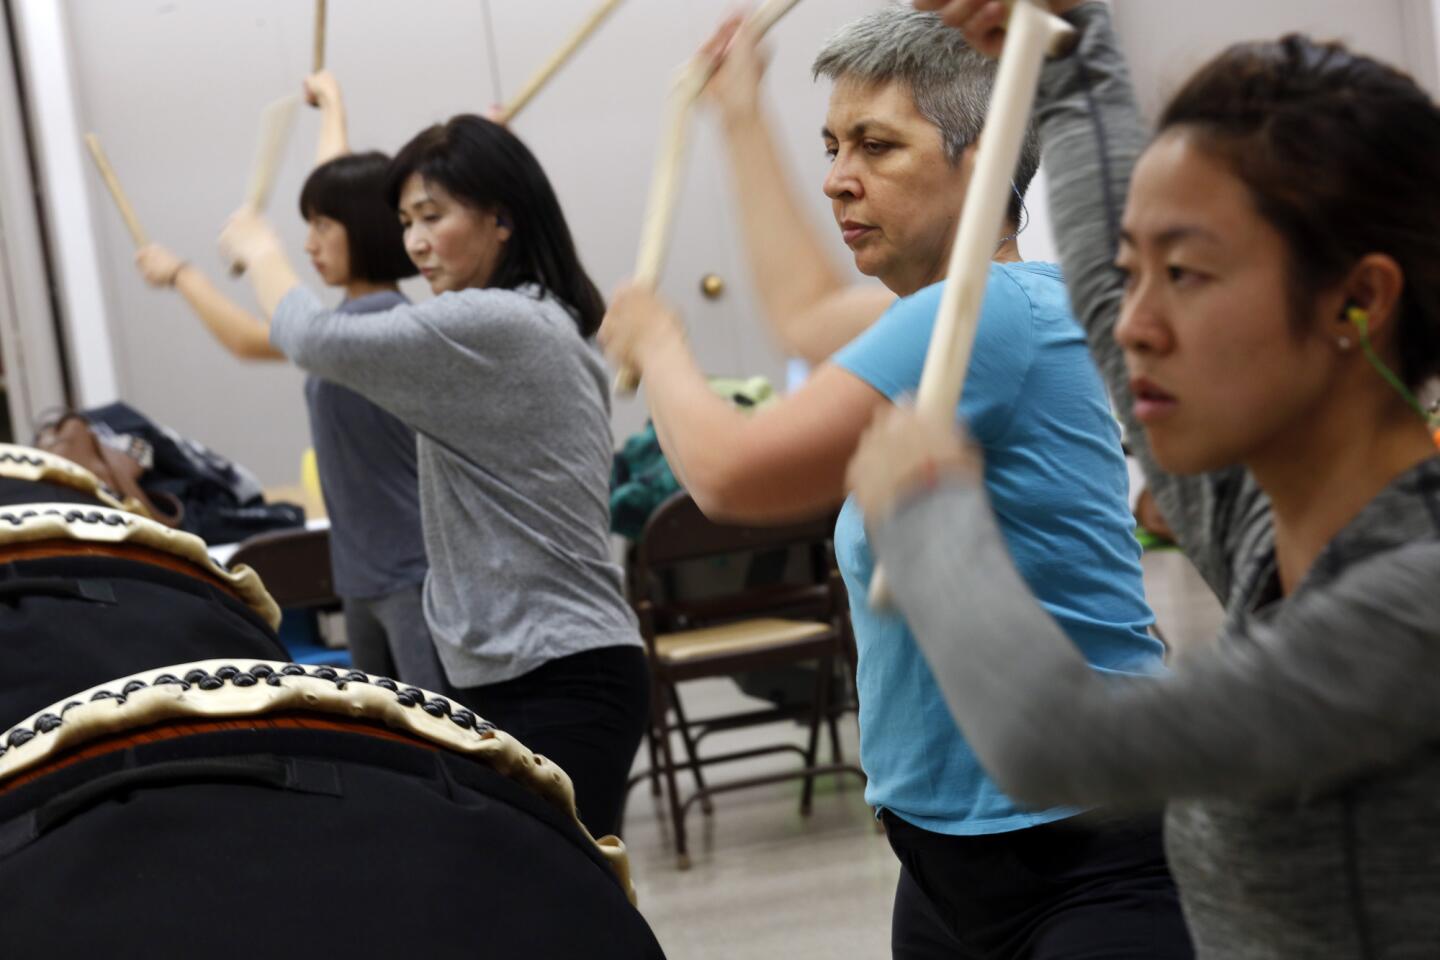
273;283;639;686
303;290;427;600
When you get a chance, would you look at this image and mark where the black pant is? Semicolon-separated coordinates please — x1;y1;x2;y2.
885;813;1194;959
447;645;649;839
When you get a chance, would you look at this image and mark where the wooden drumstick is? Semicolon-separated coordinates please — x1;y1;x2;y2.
496;0;627;125
630;0;802;277
633;68;704;290
84;133;148;248
244;94;301;212
614;0;806;393
230;94;301;275
313;0;327;73
868;0;1073;608
742;0;805;40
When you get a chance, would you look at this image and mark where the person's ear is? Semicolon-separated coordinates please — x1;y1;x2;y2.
1337;253;1404;343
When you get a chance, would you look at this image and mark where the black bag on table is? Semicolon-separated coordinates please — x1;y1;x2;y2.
40;402;304;544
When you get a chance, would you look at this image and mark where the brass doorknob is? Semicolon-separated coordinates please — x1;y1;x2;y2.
700;273;725;299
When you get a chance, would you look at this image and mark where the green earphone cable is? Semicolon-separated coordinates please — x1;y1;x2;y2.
1347;307;1436;427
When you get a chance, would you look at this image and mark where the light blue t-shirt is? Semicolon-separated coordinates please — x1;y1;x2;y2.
832;261;1161;836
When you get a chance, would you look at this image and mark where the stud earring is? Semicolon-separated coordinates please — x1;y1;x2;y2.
1337;336;1353;351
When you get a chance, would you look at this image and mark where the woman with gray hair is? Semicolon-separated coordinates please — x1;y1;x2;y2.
600;6;1191;957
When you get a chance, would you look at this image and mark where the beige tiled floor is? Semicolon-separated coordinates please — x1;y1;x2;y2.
622;678;897;958
620;549;1225;958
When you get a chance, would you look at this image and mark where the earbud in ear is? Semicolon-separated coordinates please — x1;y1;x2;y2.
1333;300;1434;425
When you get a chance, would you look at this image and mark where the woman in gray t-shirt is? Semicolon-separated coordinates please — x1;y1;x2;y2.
217;114;646;840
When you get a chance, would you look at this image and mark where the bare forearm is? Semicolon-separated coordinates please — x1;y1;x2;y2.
246;246;303;320
173;267;284;361
722;110;868;362
314;100;349;165
642;336;750;509
640;336;849;522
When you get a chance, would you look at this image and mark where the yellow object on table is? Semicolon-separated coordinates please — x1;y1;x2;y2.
259;450;326;521
301;448;322;505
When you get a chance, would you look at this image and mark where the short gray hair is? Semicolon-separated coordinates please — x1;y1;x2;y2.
812;4;1040;224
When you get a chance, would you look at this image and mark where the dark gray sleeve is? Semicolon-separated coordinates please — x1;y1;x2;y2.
1037;2;1269;601
873;482;1440;809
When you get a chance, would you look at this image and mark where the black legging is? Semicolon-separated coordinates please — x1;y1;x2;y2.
446;644;649;839
886;812;1194;959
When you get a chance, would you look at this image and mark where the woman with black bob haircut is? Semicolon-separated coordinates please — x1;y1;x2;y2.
298;151;417;286
384;115;606;336
138;71;441;694
218;113;647;841
847;0;1440;955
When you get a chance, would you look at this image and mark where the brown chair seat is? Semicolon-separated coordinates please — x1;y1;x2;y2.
654;618;832;664
623;493;866;868
227;526;336;611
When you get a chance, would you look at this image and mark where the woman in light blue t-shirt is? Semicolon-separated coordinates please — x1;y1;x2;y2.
598;6;1190;957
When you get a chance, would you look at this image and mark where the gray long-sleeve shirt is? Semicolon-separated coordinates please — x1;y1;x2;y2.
273;284;640;687
872;5;1440;957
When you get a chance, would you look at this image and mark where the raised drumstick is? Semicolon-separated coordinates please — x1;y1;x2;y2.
230;94;301;275
741;0;805;40
615;0;806;393
496;0;627;125
84;133;147;248
313;0;327;73
632;68;704;292
868;0;1074;608
243;94;301;212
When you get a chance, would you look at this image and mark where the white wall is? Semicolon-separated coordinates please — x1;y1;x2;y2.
22;0;1439;482
1112;0;1436;119
0;4;70;435
46;0;886;483
13;1;121;407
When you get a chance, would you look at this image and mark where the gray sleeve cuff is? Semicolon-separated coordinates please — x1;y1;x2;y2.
1039;1;1122;100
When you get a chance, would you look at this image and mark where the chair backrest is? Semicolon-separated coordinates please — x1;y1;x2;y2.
628;494;843;635
635;494;835;569
228;527;336;609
